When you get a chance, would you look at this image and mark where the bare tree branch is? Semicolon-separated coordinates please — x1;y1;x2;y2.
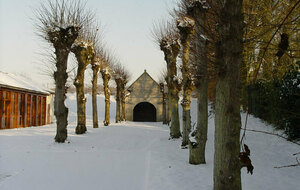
274;157;300;168
241;128;300;146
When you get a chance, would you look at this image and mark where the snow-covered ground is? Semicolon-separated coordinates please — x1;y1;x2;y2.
0;94;299;190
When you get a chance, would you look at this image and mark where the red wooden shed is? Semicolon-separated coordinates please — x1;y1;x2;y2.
0;71;54;129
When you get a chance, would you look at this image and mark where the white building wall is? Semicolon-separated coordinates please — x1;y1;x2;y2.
46;94;54;124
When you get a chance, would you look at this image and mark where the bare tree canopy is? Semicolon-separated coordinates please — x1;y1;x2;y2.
34;0;91;42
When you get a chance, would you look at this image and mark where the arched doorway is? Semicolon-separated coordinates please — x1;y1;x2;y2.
133;102;156;122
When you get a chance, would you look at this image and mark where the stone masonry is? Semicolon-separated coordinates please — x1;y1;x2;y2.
125;70;163;122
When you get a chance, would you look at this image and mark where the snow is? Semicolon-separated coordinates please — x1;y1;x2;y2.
172;39;181;47
74;79;79;85
101;67;110;75
173;75;182;84
0;94;299;190
71;40;94;50
177;17;195;28
200;34;210;41
0;71;52;94
161;38;171;50
189;129;197;146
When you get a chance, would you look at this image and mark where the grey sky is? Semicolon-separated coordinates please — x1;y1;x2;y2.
0;0;174;87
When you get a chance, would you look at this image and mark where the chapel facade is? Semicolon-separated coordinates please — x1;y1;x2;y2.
125;70;164;122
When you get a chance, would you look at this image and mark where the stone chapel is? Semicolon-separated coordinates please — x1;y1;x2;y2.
125;70;164;122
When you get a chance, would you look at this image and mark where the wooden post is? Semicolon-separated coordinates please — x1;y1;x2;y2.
38;96;41;126
26;94;31;127
21;93;25;127
47;105;50;124
0;90;2;129
7;91;11;128
14;93;18;128
32;95;36;126
42;97;46;125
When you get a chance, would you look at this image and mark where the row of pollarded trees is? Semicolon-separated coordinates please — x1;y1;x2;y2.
153;0;244;190
154;0;299;189
35;0;130;143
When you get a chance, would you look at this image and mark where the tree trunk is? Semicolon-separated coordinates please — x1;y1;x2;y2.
160;83;168;125
165;65;172;127
160;39;181;137
181;106;191;146
100;69;111;126
195;60;208;163
91;64;100;128
214;0;243;190
240;46;248;111
50;26;79;143
74;65;87;134
162;93;167;124
115;79;121;123
72;45;94;134
167;93;171;124
54;49;69;143
169;42;181;139
170;89;180;138
189;8;209;164
189;42;208;163
177;18;195;147
167;84;172;125
120;81;126;121
169;74;181;138
121;100;125;121
181;64;193;147
116;100;120;123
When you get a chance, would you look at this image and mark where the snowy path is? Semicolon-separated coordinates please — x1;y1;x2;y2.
0;121;204;190
1;94;300;190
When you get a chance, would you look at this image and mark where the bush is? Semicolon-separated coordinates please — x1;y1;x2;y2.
248;62;300;140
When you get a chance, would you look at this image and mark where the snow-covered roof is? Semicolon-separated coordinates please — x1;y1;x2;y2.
0;71;53;95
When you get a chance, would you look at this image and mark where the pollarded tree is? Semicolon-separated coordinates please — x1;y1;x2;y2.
100;51;114;126
120;69;130;121
158;71;168;125
91;58;101;128
113;64;130;122
152;22;182;138
113;63;123;123
185;0;211;164
100;67;111;126
90;24;105;129
214;0;244;189
174;0;218;164
176;15;195;148
162;37;182;139
159;82;168;125
91;45;112;127
71;17;97;134
91;48;103;128
35;0;87;143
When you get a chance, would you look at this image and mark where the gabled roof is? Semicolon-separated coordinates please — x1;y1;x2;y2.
0;71;53;95
127;70;160;91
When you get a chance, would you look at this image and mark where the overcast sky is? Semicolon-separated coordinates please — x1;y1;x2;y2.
0;0;175;87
